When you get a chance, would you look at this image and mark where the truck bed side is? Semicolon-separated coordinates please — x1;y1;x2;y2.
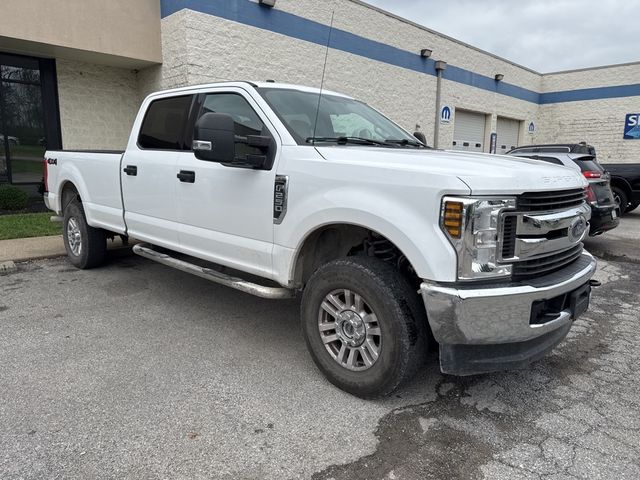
44;150;127;235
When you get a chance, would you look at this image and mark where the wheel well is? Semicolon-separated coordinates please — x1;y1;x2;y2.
293;224;420;289
60;182;80;212
610;178;632;197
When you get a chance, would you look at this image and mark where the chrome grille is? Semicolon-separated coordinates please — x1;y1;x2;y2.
517;188;587;212
512;244;583;279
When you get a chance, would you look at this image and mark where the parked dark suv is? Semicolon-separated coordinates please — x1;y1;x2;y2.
601;164;640;215
508;143;619;235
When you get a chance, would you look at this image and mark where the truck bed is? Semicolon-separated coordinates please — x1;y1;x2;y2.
45;149;126;235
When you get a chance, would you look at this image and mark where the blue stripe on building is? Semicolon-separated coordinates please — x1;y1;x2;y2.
160;0;639;106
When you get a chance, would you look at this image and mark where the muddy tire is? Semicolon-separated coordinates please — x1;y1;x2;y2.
63;201;107;269
301;256;426;399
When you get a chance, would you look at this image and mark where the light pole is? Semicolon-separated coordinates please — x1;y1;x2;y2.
433;60;447;149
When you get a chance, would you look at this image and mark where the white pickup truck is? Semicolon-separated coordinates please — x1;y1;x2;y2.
44;82;597;398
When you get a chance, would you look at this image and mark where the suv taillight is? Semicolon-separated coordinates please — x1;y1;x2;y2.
582;170;602;179
585;185;597;204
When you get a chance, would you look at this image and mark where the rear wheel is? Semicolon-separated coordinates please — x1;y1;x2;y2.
626;203;639;214
612;186;628;216
301;256;426;398
63;201;107;269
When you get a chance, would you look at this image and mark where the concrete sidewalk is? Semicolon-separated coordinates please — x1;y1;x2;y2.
0;235;66;263
0;235;132;264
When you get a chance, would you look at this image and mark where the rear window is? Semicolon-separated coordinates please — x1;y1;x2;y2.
138;95;193;150
572;155;604;173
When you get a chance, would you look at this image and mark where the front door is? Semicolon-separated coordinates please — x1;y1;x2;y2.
176;88;279;279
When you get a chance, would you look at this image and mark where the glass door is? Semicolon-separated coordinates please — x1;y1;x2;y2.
0;53;60;185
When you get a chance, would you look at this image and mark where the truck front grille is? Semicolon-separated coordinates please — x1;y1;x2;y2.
517;188;586;212
512;244;583;279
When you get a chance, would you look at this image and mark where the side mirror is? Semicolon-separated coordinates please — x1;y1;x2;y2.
413;131;427;145
193;112;235;163
193;112;273;169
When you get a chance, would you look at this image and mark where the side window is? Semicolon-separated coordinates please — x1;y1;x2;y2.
138;95;193;150
197;93;269;159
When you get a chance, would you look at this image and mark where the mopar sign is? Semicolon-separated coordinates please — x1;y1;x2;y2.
440;106;451;124
528;121;535;135
623;114;640;139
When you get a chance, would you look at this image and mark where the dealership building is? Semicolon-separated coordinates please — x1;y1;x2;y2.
0;0;638;187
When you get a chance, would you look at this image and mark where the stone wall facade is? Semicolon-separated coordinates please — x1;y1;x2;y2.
59;0;640;163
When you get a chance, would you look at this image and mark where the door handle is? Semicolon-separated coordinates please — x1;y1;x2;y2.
177;170;196;183
123;165;137;176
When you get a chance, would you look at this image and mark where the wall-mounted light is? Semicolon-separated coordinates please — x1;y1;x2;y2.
420;48;432;58
259;0;276;7
494;73;504;81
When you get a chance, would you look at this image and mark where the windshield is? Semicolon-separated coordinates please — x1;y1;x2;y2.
258;88;422;147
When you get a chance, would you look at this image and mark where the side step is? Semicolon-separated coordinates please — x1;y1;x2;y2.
132;243;296;300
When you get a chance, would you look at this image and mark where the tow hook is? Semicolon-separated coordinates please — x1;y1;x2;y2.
589;279;601;287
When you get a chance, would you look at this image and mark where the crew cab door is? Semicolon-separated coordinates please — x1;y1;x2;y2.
121;94;195;248
176;87;280;279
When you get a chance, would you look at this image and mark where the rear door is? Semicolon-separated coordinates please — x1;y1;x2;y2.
175;87;280;279
121;94;195;248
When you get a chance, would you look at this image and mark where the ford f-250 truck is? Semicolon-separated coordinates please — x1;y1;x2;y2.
44;82;597;398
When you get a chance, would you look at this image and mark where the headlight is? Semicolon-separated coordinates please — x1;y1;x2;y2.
440;196;516;280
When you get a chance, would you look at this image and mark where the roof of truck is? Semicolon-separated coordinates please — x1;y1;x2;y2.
146;81;353;100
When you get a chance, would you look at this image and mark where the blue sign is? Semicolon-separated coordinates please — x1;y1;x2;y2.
624;113;640;139
440;106;451;124
528;121;535;134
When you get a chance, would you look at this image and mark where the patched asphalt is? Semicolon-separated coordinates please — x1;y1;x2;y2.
1;212;639;479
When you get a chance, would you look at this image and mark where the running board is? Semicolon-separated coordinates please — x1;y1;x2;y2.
132;243;295;300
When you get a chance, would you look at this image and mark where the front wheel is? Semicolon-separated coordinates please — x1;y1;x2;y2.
63;201;107;269
301;256;426;398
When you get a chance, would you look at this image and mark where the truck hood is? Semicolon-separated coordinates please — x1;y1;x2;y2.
316;147;588;194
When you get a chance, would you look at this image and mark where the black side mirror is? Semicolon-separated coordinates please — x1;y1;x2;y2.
193;112;235;163
193;112;273;169
413;131;427;145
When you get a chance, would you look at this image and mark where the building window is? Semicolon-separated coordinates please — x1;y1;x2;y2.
0;53;61;185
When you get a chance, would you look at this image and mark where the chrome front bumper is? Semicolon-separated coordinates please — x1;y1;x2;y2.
420;252;597;374
421;252;597;374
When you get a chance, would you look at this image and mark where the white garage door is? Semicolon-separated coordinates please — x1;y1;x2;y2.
453;110;486;152
497;117;520;154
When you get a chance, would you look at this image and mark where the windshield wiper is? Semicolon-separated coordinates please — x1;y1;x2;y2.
385;138;428;148
306;136;391;146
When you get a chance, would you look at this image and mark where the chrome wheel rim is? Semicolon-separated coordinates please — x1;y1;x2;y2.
66;217;82;256
613;193;623;214
318;289;381;372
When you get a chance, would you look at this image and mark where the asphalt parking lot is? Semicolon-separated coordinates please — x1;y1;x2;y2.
1;211;639;480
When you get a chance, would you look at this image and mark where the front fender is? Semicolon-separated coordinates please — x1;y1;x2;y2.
275;184;461;283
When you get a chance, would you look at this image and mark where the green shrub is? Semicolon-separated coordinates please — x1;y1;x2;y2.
0;184;29;210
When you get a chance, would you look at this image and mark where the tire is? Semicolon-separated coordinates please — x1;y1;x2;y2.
611;186;628;216
63;201;107;269
301;256;426;399
626;203;639;214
